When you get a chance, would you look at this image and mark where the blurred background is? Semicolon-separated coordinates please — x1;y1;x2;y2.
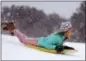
1;1;85;43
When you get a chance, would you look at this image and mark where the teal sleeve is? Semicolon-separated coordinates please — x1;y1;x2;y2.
37;37;56;49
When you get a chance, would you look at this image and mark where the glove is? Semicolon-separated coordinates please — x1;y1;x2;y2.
55;46;64;53
63;46;75;50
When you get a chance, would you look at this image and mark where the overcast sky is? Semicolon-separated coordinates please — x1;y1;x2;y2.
2;1;82;19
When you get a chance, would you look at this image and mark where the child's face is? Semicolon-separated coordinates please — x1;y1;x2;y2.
65;28;73;40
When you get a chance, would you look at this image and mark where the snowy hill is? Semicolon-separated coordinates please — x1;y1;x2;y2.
2;34;85;60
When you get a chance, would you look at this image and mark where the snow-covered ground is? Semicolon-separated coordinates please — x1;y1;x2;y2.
2;34;85;60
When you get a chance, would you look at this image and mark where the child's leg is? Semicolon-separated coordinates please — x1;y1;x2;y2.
13;29;38;46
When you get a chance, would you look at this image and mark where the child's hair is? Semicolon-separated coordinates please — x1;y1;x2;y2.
64;31;72;40
56;31;71;41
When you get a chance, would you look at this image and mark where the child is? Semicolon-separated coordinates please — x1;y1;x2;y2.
2;21;74;53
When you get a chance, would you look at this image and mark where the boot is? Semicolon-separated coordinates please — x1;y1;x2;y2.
2;21;16;36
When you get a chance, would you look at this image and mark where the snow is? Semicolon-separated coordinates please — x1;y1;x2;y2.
2;34;85;60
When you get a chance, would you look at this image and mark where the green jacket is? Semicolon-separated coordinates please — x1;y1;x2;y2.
37;32;65;49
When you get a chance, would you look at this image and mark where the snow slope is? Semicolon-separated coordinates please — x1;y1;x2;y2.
2;34;85;60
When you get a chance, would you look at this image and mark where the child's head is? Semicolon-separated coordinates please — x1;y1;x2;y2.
60;21;72;32
60;21;73;40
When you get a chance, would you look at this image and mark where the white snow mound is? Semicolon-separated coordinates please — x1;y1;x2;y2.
2;34;85;60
